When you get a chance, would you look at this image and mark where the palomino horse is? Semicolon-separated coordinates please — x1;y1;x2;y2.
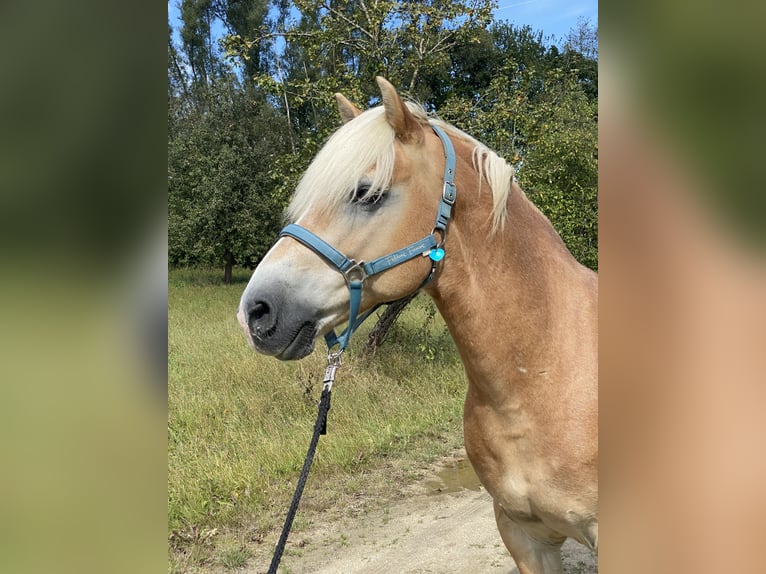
238;77;598;574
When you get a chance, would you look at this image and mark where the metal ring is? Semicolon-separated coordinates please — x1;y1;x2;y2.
342;260;367;284
430;228;447;249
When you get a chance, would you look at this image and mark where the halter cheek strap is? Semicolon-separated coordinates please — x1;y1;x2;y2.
278;124;457;352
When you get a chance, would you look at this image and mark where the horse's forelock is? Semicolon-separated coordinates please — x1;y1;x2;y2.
287;106;397;222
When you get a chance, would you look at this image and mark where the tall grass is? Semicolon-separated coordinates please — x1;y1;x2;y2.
168;268;466;543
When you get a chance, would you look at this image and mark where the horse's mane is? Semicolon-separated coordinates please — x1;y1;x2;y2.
287;101;515;233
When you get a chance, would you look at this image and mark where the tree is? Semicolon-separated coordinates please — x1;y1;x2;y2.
216;0;271;79
225;0;495;121
179;0;220;89
168;3;291;281
561;17;598;100
439;22;598;270
520;71;598;269
168;81;290;281
564;16;598;60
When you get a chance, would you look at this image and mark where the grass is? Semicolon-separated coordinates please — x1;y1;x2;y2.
168;267;467;571
217;543;250;570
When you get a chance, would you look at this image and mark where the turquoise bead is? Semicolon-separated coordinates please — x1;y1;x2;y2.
429;248;445;261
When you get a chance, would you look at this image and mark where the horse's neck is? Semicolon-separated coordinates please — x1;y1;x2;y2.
426;178;593;404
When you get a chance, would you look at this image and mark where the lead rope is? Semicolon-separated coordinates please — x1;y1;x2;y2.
266;351;342;574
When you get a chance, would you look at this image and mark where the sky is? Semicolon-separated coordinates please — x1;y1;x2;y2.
493;0;598;43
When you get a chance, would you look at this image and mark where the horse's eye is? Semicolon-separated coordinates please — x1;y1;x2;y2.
350;184;371;203
350;184;387;211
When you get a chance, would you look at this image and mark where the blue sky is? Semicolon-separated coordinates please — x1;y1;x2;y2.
494;0;598;43
169;1;598;51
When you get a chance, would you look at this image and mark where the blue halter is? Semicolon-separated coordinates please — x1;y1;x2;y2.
279;124;457;352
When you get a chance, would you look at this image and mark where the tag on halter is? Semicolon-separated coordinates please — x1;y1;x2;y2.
428;248;445;262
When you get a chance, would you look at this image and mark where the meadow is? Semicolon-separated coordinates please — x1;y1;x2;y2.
168;267;467;570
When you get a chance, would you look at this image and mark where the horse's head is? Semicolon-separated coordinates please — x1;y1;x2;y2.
237;77;450;359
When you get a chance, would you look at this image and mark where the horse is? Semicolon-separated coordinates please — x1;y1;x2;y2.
237;77;598;574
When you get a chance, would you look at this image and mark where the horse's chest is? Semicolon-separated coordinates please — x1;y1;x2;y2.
492;473;538;523
464;408;596;543
464;403;562;522
464;416;536;515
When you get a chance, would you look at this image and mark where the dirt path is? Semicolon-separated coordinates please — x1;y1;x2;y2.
248;453;597;574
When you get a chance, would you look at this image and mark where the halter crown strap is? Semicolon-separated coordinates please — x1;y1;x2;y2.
431;125;457;236
278;124;456;352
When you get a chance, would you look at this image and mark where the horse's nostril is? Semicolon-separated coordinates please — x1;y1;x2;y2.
251;301;268;321
248;300;274;337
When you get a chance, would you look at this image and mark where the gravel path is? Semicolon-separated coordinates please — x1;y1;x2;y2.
249;454;597;574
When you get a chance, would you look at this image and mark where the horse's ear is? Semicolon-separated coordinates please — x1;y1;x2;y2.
376;76;423;144
335;93;362;124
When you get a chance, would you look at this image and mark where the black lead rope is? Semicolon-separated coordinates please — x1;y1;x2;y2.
266;355;340;574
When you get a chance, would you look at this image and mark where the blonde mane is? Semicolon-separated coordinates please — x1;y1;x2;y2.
287;102;515;233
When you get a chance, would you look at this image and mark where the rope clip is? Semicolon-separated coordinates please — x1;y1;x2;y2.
323;350;343;391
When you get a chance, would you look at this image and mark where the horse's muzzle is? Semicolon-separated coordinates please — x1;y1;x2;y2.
239;293;318;360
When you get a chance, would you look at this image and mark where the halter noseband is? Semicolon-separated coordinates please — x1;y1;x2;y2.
279;124;457;352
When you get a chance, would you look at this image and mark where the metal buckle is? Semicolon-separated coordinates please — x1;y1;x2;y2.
442;179;456;204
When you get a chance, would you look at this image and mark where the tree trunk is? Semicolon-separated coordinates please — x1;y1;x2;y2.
224;252;234;284
362;292;418;357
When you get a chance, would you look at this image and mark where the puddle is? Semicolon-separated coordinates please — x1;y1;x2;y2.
424;457;483;495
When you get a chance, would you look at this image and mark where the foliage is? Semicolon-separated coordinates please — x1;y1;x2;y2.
168;79;290;273
439;23;598;269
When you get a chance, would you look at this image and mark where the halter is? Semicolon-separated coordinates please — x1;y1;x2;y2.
279;124;457;352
